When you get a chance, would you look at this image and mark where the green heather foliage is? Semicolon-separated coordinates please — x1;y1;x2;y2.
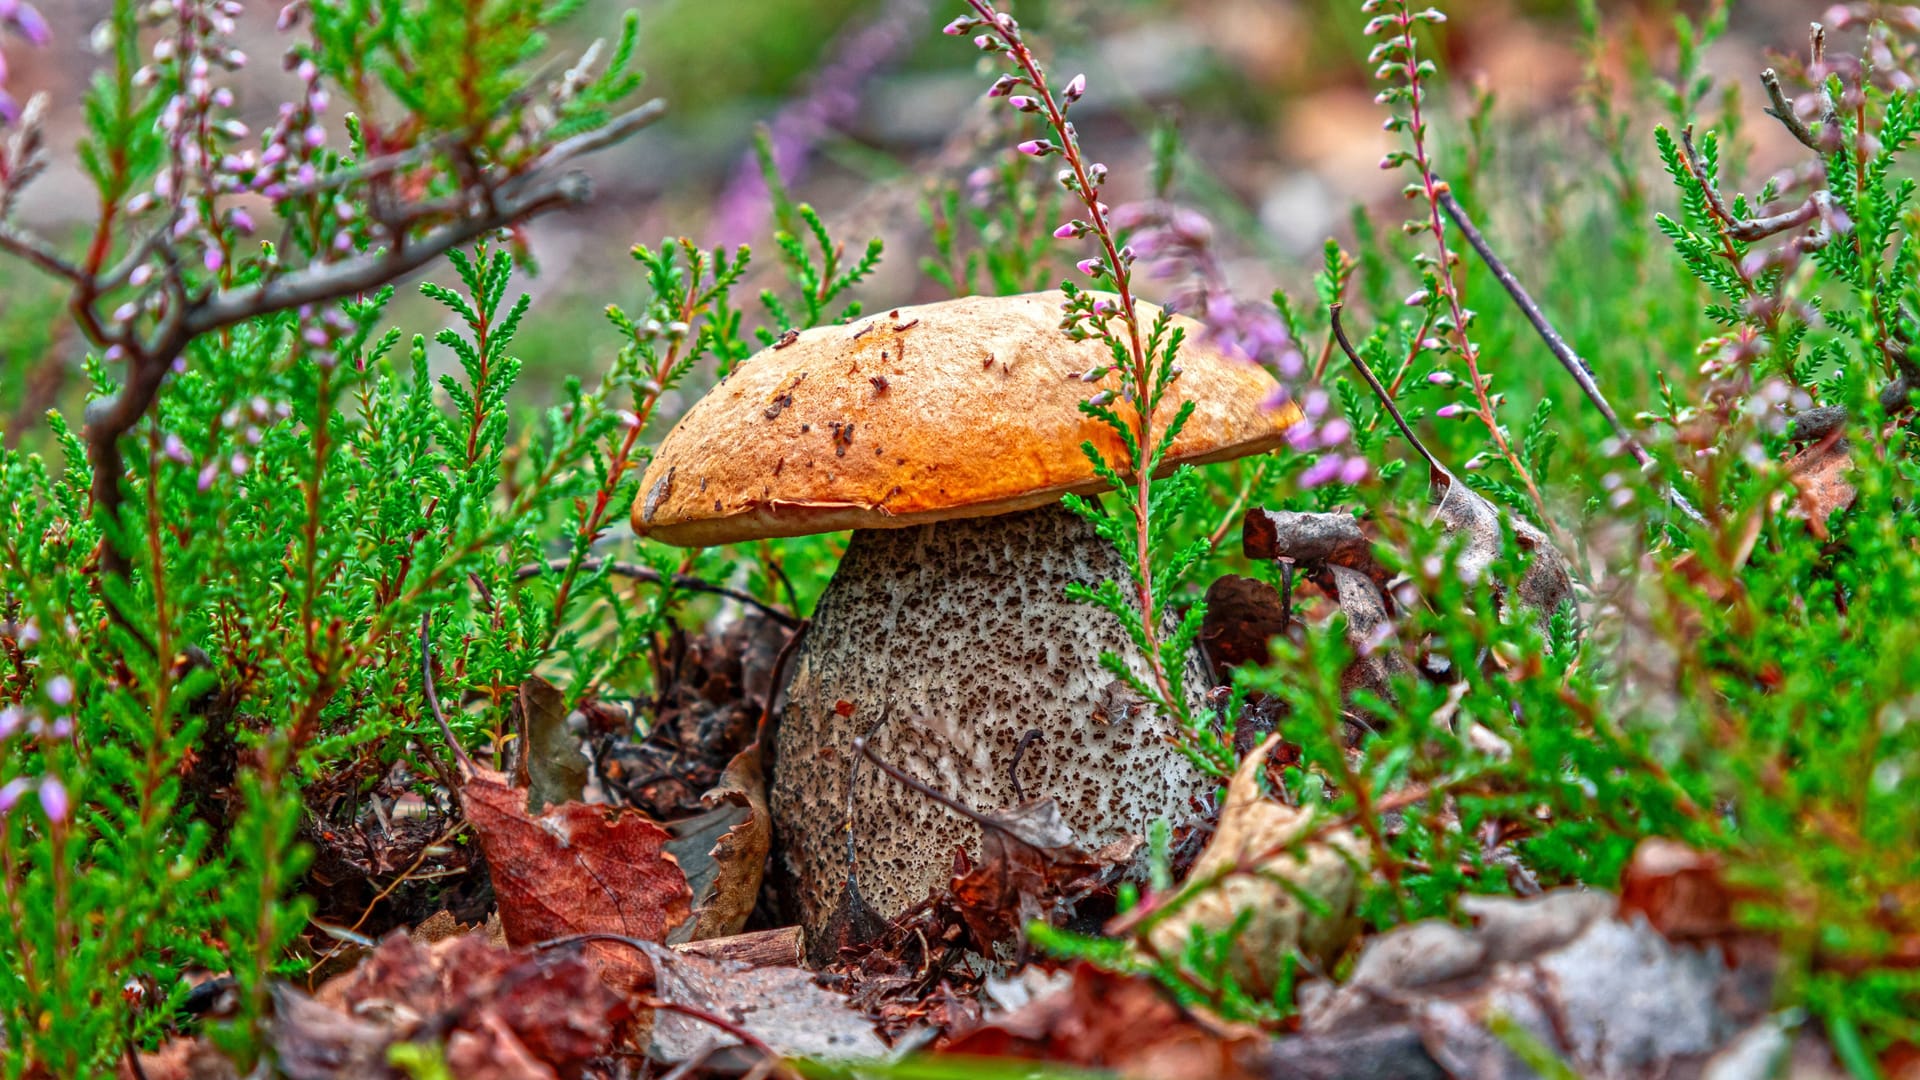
2;0;1920;1074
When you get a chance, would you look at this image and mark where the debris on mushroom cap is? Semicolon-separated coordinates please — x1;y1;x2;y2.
631;291;1304;548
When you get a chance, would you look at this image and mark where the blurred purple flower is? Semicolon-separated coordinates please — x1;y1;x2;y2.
710;0;930;246
36;777;66;823
45;674;71;706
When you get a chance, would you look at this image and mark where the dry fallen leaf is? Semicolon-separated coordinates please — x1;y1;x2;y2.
666;742;770;943
1145;734;1364;998
460;770;692;989
1430;471;1574;621
948;797;1127;954
945;963;1264;1080
515;675;587;813
640;940;888;1066
1785;434;1856;541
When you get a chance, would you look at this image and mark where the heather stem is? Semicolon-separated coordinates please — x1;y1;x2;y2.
965;1;1184;722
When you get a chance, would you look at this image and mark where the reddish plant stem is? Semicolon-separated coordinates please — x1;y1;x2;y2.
966;1;1181;719
1388;2;1544;517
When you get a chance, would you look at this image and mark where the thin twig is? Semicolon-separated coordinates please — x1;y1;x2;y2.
1330;305;1445;478
854;735;1017;836
515;556;798;628
420;611;476;777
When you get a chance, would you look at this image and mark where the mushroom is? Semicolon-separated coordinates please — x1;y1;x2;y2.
631;291;1299;956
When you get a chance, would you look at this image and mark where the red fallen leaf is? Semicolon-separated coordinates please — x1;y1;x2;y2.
460;771;693;989
297;932;630;1078
1617;838;1743;940
944;964;1261;1080
946;799;1132;954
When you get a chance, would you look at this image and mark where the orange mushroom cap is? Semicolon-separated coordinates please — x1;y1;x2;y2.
632;291;1302;547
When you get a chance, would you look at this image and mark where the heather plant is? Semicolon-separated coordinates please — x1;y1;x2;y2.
964;0;1920;1056
0;1;884;1073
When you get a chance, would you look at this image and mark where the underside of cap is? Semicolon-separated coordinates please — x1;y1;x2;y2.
632;291;1302;547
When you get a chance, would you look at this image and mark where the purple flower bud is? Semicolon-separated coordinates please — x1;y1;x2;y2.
45;675;72;706
47;717;70;740
1428;371;1454;385
198;462;218;491
1064;73;1087;101
0;777;28;813
204;247;224;273
1338;456;1371;485
973;33;995;50
1436;404;1463;418
1404;289;1429;306
229;453;249;476
1320;418;1352;445
0;706;23;740
1016;139;1051;156
163;433;189;463
113;303;137;324
1076;257;1104;277
229;208;254;234
1007;95;1040;112
6;2;50;47
942;15;974;34
1299;455;1343;489
37;777;67;823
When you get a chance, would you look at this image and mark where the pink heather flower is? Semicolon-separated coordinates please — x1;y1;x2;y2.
37;777;67;823
1436;404;1463;418
972;33;994;49
163;433;190;463
1404;289;1429;306
1064;72;1087;101
0;777;27;813
1007;95;1039;112
204;248;224;273
1015;139;1050;156
45;675;72;706
229;208;253;234
1076;258;1104;277
1320;417;1352;445
1299;455;1344;489
1053;221;1079;239
1428;371;1454;385
2;2;50;47
1338;456;1371;485
197;462;218;492
942;15;974;34
0;706;23;740
229;453;249;476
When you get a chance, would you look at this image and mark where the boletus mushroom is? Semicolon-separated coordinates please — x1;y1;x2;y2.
631;291;1299;958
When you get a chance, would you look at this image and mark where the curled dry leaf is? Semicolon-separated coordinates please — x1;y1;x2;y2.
515;675;587;813
949;797;1135;954
1429;471;1574;622
1145;735;1364;998
460;770;692;990
665;742;771;943
946;963;1264;1080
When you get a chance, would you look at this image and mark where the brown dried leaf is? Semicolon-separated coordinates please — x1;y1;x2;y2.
1199;575;1290;679
666;743;770;943
640;940;888;1065
292;933;627;1080
515;676;587;813
1145;735;1364;996
948;798;1107;953
1617;838;1744;941
1786;436;1856;540
945;964;1263;1080
1430;471;1573;621
1320;563;1414;706
460;772;692;989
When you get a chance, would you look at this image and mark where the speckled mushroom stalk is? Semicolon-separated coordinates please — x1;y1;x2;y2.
632;292;1300;956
